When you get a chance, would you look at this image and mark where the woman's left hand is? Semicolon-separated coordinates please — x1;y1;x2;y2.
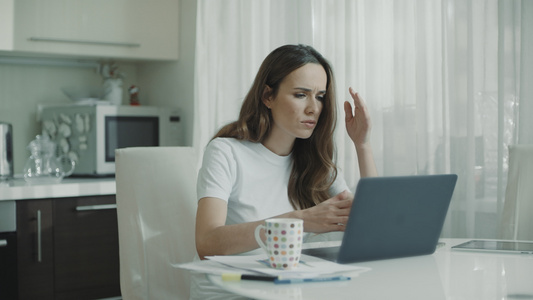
344;88;372;147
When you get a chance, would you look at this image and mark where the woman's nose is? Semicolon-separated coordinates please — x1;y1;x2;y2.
306;98;320;114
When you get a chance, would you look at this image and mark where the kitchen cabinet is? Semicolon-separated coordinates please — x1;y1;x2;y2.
1;0;178;61
0;201;18;300
17;199;54;299
16;195;120;300
0;232;17;299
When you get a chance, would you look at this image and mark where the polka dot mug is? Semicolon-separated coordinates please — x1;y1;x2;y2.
254;218;304;270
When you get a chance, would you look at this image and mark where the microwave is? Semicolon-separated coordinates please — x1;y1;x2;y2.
39;104;183;176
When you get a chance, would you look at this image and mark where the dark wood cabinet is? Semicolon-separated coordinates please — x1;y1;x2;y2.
17;195;121;300
17;199;54;299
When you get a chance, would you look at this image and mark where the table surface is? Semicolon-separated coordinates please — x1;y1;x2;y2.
209;238;533;300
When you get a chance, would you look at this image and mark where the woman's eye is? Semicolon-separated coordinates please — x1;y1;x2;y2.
295;93;306;99
317;94;325;101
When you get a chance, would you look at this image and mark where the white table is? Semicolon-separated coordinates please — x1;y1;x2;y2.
208;238;533;300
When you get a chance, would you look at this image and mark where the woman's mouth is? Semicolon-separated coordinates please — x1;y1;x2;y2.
302;120;317;128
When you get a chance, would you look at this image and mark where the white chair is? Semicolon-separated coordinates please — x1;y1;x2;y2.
115;147;199;299
499;144;533;241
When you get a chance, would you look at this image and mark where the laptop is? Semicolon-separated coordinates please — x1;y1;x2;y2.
302;174;458;263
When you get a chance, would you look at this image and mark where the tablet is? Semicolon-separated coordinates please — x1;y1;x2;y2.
452;240;533;254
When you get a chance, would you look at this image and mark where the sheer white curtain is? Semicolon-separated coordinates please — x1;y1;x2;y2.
194;0;529;238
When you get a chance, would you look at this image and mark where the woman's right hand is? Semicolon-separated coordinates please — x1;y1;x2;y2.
344;88;372;147
295;190;353;233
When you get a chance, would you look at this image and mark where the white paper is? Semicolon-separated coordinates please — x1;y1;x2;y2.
202;254;370;279
176;259;261;276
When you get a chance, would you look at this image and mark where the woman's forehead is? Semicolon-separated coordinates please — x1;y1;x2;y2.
281;63;327;91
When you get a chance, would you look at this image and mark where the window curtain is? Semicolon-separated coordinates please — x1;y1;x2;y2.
194;0;529;239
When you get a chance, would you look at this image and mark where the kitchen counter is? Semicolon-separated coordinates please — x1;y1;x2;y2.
0;176;116;201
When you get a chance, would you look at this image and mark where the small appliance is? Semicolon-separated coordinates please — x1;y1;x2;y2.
39;104;182;176
0;122;13;180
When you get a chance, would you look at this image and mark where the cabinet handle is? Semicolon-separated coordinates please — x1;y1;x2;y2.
0;239;7;247
28;37;141;48
75;204;117;211
37;210;42;263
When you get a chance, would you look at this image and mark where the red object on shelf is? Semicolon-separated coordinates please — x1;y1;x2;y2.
128;85;140;106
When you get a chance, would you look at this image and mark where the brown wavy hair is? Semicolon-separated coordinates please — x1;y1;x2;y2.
214;44;338;209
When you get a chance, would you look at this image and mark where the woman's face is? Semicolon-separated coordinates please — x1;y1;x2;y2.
263;63;327;144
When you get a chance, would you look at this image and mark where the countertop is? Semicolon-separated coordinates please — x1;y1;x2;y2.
0;176;116;201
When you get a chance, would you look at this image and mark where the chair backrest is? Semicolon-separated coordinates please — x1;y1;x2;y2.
499;144;533;241
115;147;199;300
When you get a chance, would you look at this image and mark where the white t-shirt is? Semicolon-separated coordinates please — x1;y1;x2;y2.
190;137;349;300
197;137;349;223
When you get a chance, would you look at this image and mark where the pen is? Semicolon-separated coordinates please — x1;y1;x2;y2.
274;275;351;285
222;273;279;282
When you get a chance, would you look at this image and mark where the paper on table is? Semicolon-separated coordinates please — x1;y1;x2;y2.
204;254;369;279
177;259;262;276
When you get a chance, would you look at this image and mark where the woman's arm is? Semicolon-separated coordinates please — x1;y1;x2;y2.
344;88;378;177
195;197;265;259
195;191;353;259
355;143;377;178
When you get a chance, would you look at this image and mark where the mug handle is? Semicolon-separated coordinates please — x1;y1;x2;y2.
254;224;269;253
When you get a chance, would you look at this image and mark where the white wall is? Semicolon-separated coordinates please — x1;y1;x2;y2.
137;0;197;147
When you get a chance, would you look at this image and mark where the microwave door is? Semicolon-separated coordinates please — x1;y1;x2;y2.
97;114;159;174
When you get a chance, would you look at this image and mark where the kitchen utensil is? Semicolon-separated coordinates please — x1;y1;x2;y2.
61;85;109;103
23;135;75;184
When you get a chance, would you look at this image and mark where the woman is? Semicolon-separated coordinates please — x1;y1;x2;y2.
191;44;377;299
